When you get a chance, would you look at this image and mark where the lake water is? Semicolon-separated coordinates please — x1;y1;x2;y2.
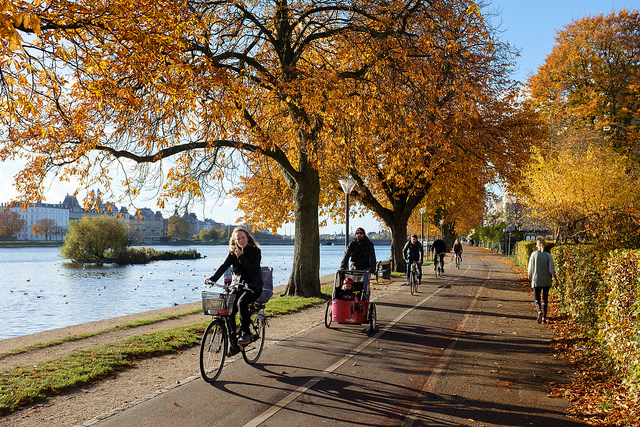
0;244;391;339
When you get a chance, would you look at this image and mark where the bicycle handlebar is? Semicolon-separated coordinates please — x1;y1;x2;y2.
204;279;245;292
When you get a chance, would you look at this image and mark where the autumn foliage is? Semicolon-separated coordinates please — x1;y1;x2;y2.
1;1;542;289
518;10;640;247
0;210;25;238
553;245;640;424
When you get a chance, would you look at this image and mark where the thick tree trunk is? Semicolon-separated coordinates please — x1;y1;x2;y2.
282;168;321;297
389;220;409;273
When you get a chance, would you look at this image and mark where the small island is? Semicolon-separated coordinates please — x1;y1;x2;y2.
60;216;202;264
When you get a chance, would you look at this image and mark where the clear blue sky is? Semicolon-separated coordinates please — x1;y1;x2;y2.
487;1;637;84
2;1;638;235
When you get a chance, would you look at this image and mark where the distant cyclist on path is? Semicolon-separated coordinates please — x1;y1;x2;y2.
431;235;447;275
403;234;424;285
453;238;463;264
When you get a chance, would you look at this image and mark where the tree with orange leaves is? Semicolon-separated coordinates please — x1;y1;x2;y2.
527;9;640;159
2;0;507;296
522;9;640;247
323;21;544;271
229;2;544;272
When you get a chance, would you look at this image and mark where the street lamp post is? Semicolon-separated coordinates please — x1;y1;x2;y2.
439;219;444;239
426;222;430;247
419;208;425;247
338;178;357;250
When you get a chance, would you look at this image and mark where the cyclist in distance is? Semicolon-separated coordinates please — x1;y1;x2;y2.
205;227;263;347
431;235;448;274
403;234;424;285
341;227;377;273
453;238;463;264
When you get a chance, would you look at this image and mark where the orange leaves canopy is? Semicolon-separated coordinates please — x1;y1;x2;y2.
527;10;640;157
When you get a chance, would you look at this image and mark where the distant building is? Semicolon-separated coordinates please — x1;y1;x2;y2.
503;191;552;241
4;202;70;241
119;208;163;243
182;209;200;238
61;194;85;221
2;195;237;243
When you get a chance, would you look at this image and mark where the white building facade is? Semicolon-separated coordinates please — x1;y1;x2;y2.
9;202;70;241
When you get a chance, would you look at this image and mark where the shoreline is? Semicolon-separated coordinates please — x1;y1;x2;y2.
0;277;336;354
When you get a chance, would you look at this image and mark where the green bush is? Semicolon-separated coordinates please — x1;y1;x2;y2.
515;241;536;267
552;244;608;332
107;247;157;264
105;247;201;264
600;250;640;400
552;246;640;400
514;240;556;268
61;216;129;262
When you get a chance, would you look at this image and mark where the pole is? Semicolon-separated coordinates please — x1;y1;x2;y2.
344;192;350;250
419;208;425;248
338;178;357;251
426;222;430;246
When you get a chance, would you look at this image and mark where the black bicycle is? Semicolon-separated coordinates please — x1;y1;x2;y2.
434;252;445;278
409;261;420;295
199;282;267;383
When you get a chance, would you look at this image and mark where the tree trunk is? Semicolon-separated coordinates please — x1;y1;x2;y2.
282;168;321;297
388;219;409;273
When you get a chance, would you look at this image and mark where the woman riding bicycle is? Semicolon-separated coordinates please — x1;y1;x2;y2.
205;227;263;347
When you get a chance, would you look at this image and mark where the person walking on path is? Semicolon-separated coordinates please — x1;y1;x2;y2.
527;237;559;324
340;227;377;273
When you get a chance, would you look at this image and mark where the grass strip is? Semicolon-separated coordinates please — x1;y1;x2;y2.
0;308;203;360
1;275;386;360
0;321;209;415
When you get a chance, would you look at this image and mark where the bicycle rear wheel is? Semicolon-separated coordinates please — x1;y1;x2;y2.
368;302;377;332
242;312;266;364
200;320;227;383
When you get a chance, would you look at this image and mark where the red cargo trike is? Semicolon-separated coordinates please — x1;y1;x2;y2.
324;270;377;332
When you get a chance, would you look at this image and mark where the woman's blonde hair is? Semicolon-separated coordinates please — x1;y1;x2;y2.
229;227;259;252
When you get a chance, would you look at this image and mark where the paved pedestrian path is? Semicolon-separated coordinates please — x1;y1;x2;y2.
80;246;584;427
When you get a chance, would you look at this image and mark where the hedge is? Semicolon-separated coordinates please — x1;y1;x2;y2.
552;245;608;331
550;244;640;400
600;250;640;399
514;240;556;268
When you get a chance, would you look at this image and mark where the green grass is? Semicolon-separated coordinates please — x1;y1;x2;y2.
0;308;202;360
0;284;341;414
0;322;208;414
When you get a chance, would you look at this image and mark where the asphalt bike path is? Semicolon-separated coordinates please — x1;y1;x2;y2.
83;246;584;427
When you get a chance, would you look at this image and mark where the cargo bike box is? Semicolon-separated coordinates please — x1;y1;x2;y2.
324;269;377;331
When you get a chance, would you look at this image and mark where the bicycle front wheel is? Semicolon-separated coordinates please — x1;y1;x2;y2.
324;300;333;328
200;320;227;383
410;270;417;295
242;312;266;364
